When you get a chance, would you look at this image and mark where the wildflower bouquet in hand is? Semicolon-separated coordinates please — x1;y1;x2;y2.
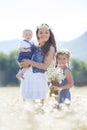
46;61;65;96
47;67;65;85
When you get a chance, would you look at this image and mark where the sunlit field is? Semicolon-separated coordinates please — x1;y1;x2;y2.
0;86;87;130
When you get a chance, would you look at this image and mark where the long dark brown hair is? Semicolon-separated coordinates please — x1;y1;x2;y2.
36;24;57;56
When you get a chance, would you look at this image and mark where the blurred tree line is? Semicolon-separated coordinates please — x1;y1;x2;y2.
0;51;87;87
0;51;19;86
71;59;87;86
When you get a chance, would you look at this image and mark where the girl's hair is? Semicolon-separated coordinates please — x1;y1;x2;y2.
36;24;57;56
55;49;72;68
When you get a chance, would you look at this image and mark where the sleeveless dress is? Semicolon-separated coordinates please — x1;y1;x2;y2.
58;67;71;103
20;47;48;100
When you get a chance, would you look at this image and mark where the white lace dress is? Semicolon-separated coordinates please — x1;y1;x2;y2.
20;67;48;100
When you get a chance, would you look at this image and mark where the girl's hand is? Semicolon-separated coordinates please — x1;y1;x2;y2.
50;86;55;90
50;85;58;90
57;86;62;90
53;86;58;90
19;59;31;68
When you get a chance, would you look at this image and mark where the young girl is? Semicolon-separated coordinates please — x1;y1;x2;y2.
50;49;74;109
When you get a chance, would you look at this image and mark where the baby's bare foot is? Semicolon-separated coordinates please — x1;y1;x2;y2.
16;74;24;80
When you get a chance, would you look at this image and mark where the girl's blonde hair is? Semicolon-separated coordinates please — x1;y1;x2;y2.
55;49;72;68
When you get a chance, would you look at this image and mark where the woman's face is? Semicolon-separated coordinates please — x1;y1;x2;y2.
37;28;50;45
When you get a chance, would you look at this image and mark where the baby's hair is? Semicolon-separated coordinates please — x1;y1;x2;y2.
55;49;72;68
23;29;32;35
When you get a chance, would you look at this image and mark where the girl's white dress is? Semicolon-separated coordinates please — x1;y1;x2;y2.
20;67;48;100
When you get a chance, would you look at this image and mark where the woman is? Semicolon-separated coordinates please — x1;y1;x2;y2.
20;23;57;103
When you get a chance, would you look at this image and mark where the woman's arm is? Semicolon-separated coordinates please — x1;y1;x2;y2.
19;48;31;52
20;46;55;70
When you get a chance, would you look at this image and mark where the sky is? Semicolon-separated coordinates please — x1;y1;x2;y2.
0;0;87;42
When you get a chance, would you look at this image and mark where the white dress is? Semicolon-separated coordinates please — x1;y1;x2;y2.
20;67;48;100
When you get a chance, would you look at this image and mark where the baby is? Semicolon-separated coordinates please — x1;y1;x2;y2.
16;29;35;80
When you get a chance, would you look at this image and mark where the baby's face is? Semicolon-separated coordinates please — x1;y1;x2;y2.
23;32;33;41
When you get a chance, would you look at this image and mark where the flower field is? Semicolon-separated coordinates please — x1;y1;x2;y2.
0;86;87;130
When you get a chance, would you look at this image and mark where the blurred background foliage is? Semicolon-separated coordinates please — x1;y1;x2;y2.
0;51;87;87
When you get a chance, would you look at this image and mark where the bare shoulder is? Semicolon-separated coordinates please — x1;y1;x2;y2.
64;68;72;76
47;46;55;56
50;46;55;52
44;46;55;66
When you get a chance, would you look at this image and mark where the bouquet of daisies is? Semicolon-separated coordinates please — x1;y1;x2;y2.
47;67;65;85
46;60;65;96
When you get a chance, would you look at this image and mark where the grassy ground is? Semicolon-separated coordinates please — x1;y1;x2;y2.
0;86;87;130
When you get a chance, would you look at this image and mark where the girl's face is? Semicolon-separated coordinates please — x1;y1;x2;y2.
37;28;50;46
57;54;69;68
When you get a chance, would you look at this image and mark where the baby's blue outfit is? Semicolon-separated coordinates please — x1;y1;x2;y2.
58;67;71;103
18;40;35;62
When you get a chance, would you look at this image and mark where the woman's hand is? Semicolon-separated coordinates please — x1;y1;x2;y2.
19;59;31;68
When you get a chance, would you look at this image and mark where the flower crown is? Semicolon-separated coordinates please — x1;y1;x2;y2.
37;24;50;30
56;49;72;59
